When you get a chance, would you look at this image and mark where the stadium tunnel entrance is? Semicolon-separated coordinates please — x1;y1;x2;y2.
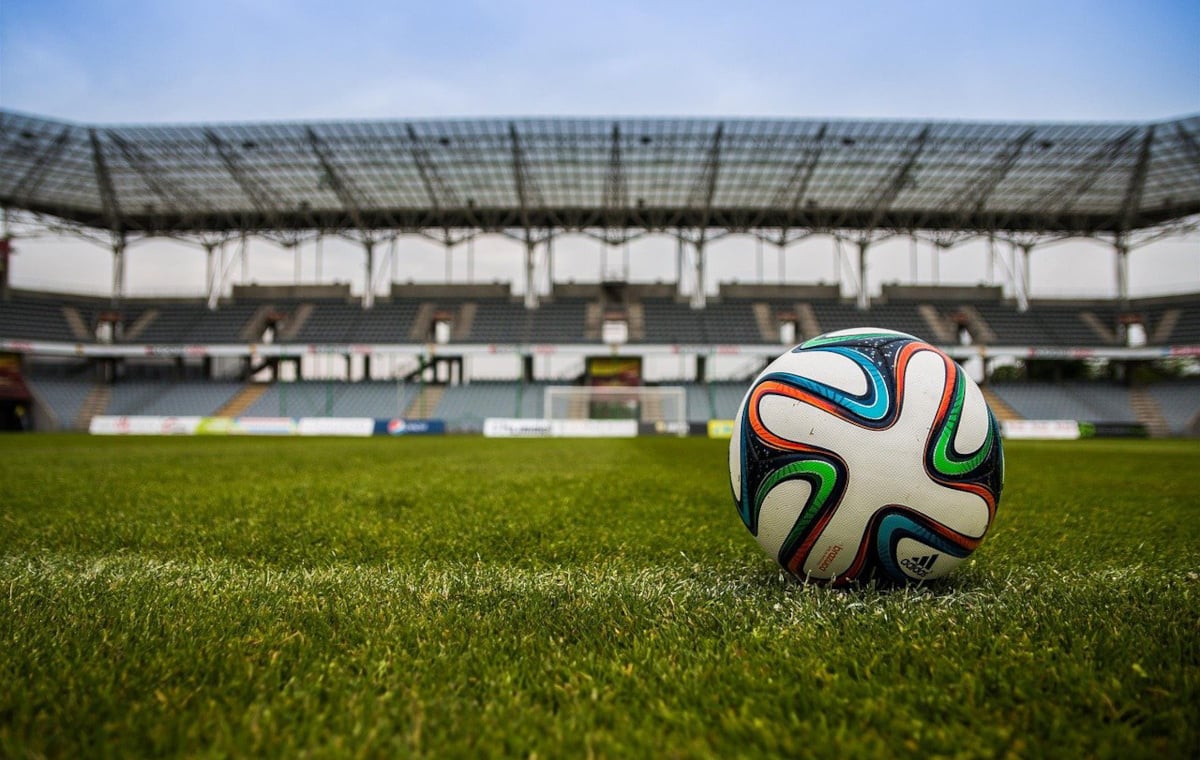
0;400;31;431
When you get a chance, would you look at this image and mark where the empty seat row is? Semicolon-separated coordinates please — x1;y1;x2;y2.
3;293;1198;346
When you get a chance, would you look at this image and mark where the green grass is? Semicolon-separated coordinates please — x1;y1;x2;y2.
1;435;1198;758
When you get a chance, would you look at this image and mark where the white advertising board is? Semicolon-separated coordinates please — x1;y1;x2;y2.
297;417;375;437
483;418;553;438
89;416;202;435
1001;420;1081;440
550;419;639;438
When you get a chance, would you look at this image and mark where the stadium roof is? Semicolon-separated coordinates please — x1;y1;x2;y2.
1;110;1198;237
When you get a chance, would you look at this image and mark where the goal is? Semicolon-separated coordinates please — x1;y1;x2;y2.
543;385;688;434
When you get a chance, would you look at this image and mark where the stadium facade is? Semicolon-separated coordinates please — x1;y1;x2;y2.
1;110;1198;434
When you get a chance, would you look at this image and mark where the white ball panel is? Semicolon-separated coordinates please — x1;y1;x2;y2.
755;479;813;562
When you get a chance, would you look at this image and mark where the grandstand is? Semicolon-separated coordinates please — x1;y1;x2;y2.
1;110;1198;434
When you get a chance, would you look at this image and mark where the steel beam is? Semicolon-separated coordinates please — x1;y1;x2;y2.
405;124;458;211
684;125;723;309
9;126;72;202
109;133;204;223
1038;128;1138;229
858;125;931;233
204;129;282;229
307;127;375;234
770;123;827;219
950;128;1036;230
89;129;122;233
1116;126;1156;234
510;123;538;237
689;124;724;228
603;124;628;230
1173;121;1200;174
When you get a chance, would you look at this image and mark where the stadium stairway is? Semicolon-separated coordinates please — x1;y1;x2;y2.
980;387;1021;423
75;384;111;431
276;303;314;340
1129;388;1172;438
752;303;777;342
584;303;604;341
795;303;822;340
1150;309;1181;344
956;305;997;345
453;303;477;340
626;303;646;341
216;383;268;417
406;385;445;419
1079;312;1117;344
62;306;92;341
917;305;957;343
123;308;158;341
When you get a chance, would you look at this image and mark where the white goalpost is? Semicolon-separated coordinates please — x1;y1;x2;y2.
543;385;689;435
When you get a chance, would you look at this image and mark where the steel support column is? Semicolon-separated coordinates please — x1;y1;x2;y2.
691;240;706;309
1016;243;1032;313
467;236;475;283
208;239;243;311
1114;237;1130;307
204;242;218;308
315;235;323;282
524;236;538;309
240;233;249;284
987;234;996;286
363;240;375;310
675;237;685;299
111;233;126;307
856;240;870;311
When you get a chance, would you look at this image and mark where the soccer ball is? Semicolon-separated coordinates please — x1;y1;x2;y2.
729;328;1003;584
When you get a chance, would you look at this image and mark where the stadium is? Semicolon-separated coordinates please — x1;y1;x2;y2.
2;110;1199;436
2;47;1200;760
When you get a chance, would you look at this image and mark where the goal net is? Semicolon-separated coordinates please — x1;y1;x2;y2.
543;385;688;434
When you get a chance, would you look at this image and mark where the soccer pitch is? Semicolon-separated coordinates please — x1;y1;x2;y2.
1;435;1197;758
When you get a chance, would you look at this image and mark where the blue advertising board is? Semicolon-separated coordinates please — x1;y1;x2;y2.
374;418;447;436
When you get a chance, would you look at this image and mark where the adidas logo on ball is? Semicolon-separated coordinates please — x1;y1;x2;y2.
899;554;940;578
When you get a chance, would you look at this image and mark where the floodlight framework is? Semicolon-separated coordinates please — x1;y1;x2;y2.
2;110;1199;308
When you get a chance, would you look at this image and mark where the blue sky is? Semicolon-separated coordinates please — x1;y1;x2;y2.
1;0;1197;300
3;0;1196;122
